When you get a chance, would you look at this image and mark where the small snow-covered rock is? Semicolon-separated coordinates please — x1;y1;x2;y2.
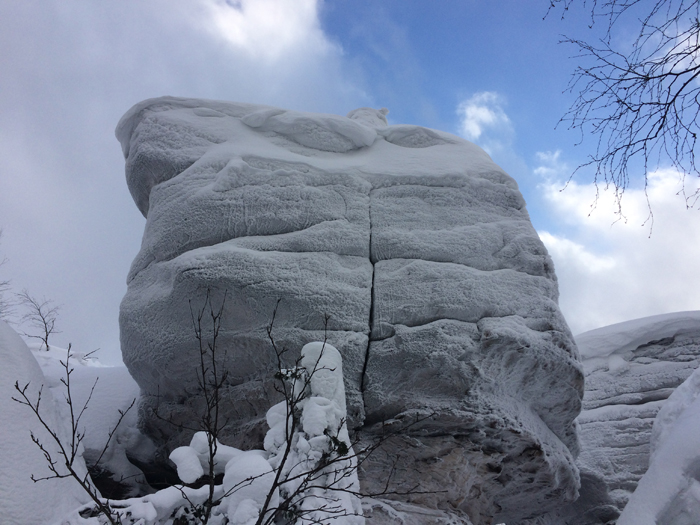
169;445;204;484
116;98;582;524
170;431;243;484
265;342;364;525
221;451;279;525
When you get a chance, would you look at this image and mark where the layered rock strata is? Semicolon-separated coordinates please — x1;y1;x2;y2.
116;97;583;524
618;352;700;524
574;312;700;515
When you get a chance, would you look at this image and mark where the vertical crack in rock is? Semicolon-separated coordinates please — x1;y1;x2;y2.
360;188;375;395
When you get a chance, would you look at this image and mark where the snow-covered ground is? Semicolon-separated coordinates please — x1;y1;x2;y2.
0;321;92;525
3;311;700;524
1;321;364;525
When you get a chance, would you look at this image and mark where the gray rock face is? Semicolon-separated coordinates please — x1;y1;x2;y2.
116;97;583;524
573;312;700;515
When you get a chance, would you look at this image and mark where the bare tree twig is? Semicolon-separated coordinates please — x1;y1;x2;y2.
12;344;135;525
17;289;61;350
547;0;700;224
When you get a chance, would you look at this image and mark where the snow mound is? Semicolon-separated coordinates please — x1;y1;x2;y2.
0;321;91;525
31;343;149;498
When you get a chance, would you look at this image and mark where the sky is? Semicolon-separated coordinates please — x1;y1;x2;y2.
0;0;698;364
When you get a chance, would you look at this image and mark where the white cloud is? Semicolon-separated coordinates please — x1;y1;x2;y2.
0;0;368;363
456;91;513;154
538;232;616;273
194;0;335;63
533;150;567;180
536;160;700;335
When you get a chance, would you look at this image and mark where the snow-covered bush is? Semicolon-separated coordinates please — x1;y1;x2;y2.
262;341;363;525
49;341;364;525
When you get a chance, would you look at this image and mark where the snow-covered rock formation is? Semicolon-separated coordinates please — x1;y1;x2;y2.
0;321;91;524
116;97;583;524
618;359;700;524
575;311;700;515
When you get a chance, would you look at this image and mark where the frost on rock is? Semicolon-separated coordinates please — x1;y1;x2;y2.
617;363;700;525
116;97;583;524
571;311;700;519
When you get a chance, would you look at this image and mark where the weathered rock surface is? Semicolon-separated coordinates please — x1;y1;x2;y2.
618;354;700;524
363;499;474;524
573;311;700;516
618;350;700;525
116;97;583;524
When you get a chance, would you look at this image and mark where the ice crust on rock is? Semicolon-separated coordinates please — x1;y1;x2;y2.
116;97;583;524
620;368;700;524
617;361;700;524
572;311;700;518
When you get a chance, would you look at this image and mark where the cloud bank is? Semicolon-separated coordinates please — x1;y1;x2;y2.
0;0;367;363
537;154;700;335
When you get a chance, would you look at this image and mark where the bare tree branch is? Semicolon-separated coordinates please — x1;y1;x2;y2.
13;344;135;525
17;289;61;350
548;0;700;223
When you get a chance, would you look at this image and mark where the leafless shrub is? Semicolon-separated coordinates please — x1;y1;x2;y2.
17;289;61;350
13;344;135;525
154;294;438;525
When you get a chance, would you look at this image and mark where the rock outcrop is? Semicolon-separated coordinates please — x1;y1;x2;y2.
618;355;700;524
116;97;583;524
574;311;700;516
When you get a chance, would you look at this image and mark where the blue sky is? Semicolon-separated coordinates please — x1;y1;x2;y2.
0;0;698;363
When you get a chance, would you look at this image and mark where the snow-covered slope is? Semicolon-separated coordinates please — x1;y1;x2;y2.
0;321;90;525
116;97;583;524
29;343;148;498
575;311;700;513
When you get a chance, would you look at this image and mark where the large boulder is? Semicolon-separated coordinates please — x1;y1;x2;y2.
116;97;583;524
574;311;700;514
